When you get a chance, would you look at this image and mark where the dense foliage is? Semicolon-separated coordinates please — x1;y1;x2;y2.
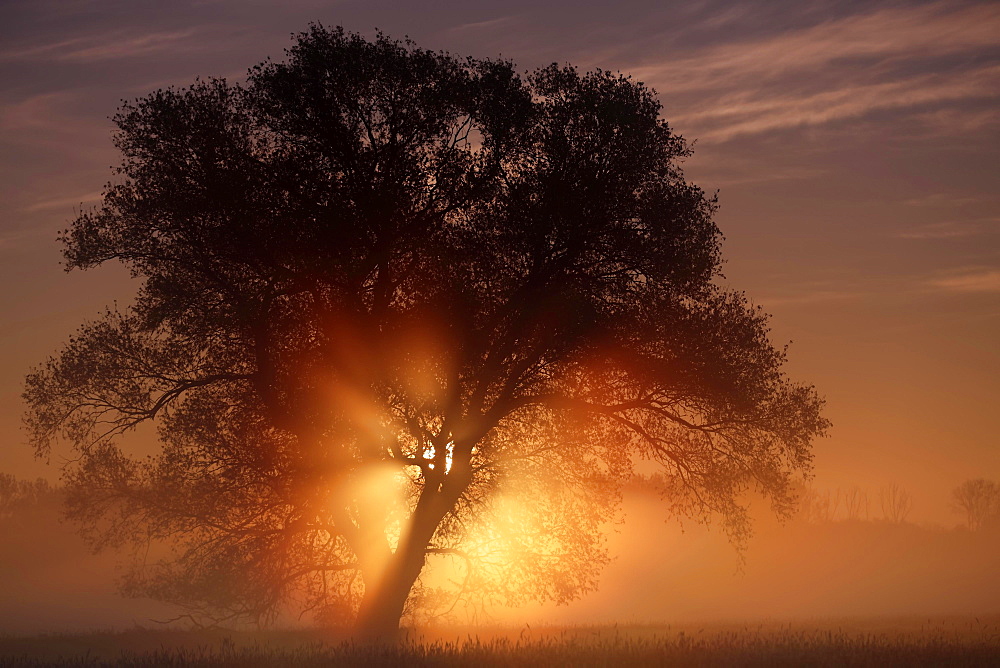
24;26;827;634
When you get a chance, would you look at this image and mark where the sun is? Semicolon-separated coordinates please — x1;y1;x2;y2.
426;441;454;473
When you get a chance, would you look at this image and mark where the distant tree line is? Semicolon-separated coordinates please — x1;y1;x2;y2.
627;473;1000;530
792;484;913;524
792;479;1000;530
0;473;51;519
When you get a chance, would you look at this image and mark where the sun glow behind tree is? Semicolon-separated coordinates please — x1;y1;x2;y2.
23;26;827;637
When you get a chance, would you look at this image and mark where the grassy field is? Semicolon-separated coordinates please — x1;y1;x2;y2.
1;616;998;666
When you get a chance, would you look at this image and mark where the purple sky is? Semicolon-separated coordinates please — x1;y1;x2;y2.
1;0;998;523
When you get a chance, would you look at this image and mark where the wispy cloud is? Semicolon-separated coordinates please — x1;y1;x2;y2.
0;92;72;132
0;91;108;144
0;28;201;63
687;157;827;187
895;219;1000;240
907;106;1000;135
638;2;1000;89
450;16;517;33
675;65;999;140
756;289;857;308
733;276;864;308
928;268;1000;293
127;68;251;93
22;192;103;213
903;193;987;208
897;222;978;240
0;226;49;251
632;1;1000;140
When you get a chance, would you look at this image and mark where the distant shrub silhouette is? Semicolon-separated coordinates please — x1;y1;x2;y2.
879;484;912;524
0;473;50;519
952;479;1000;531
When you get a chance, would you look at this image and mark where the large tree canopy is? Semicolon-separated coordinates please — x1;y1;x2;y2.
24;26;828;636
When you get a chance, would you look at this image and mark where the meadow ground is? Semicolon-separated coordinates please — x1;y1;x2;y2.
0;616;998;666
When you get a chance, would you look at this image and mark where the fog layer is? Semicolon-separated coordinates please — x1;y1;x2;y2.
1;485;997;634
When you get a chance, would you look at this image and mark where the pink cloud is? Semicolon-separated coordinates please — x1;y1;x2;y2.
928;269;1000;293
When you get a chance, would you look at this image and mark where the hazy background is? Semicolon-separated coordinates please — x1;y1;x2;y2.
2;482;998;634
1;0;998;631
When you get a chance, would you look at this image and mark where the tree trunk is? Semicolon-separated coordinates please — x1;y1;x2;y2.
353;493;445;639
354;546;426;640
353;444;477;639
357;476;469;640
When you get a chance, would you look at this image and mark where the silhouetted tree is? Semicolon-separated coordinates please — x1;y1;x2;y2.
879;484;913;524
843;485;869;521
0;473;51;519
24;26;828;637
951;479;1000;531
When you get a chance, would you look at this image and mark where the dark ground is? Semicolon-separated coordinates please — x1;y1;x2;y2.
1;616;998;666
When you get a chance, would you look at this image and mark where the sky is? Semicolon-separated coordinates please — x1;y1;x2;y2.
0;0;998;526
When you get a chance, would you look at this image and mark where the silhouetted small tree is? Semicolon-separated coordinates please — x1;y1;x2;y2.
794;486;833;523
951;479;1000;531
24;26;828;636
843;485;869;521
879;484;912;524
